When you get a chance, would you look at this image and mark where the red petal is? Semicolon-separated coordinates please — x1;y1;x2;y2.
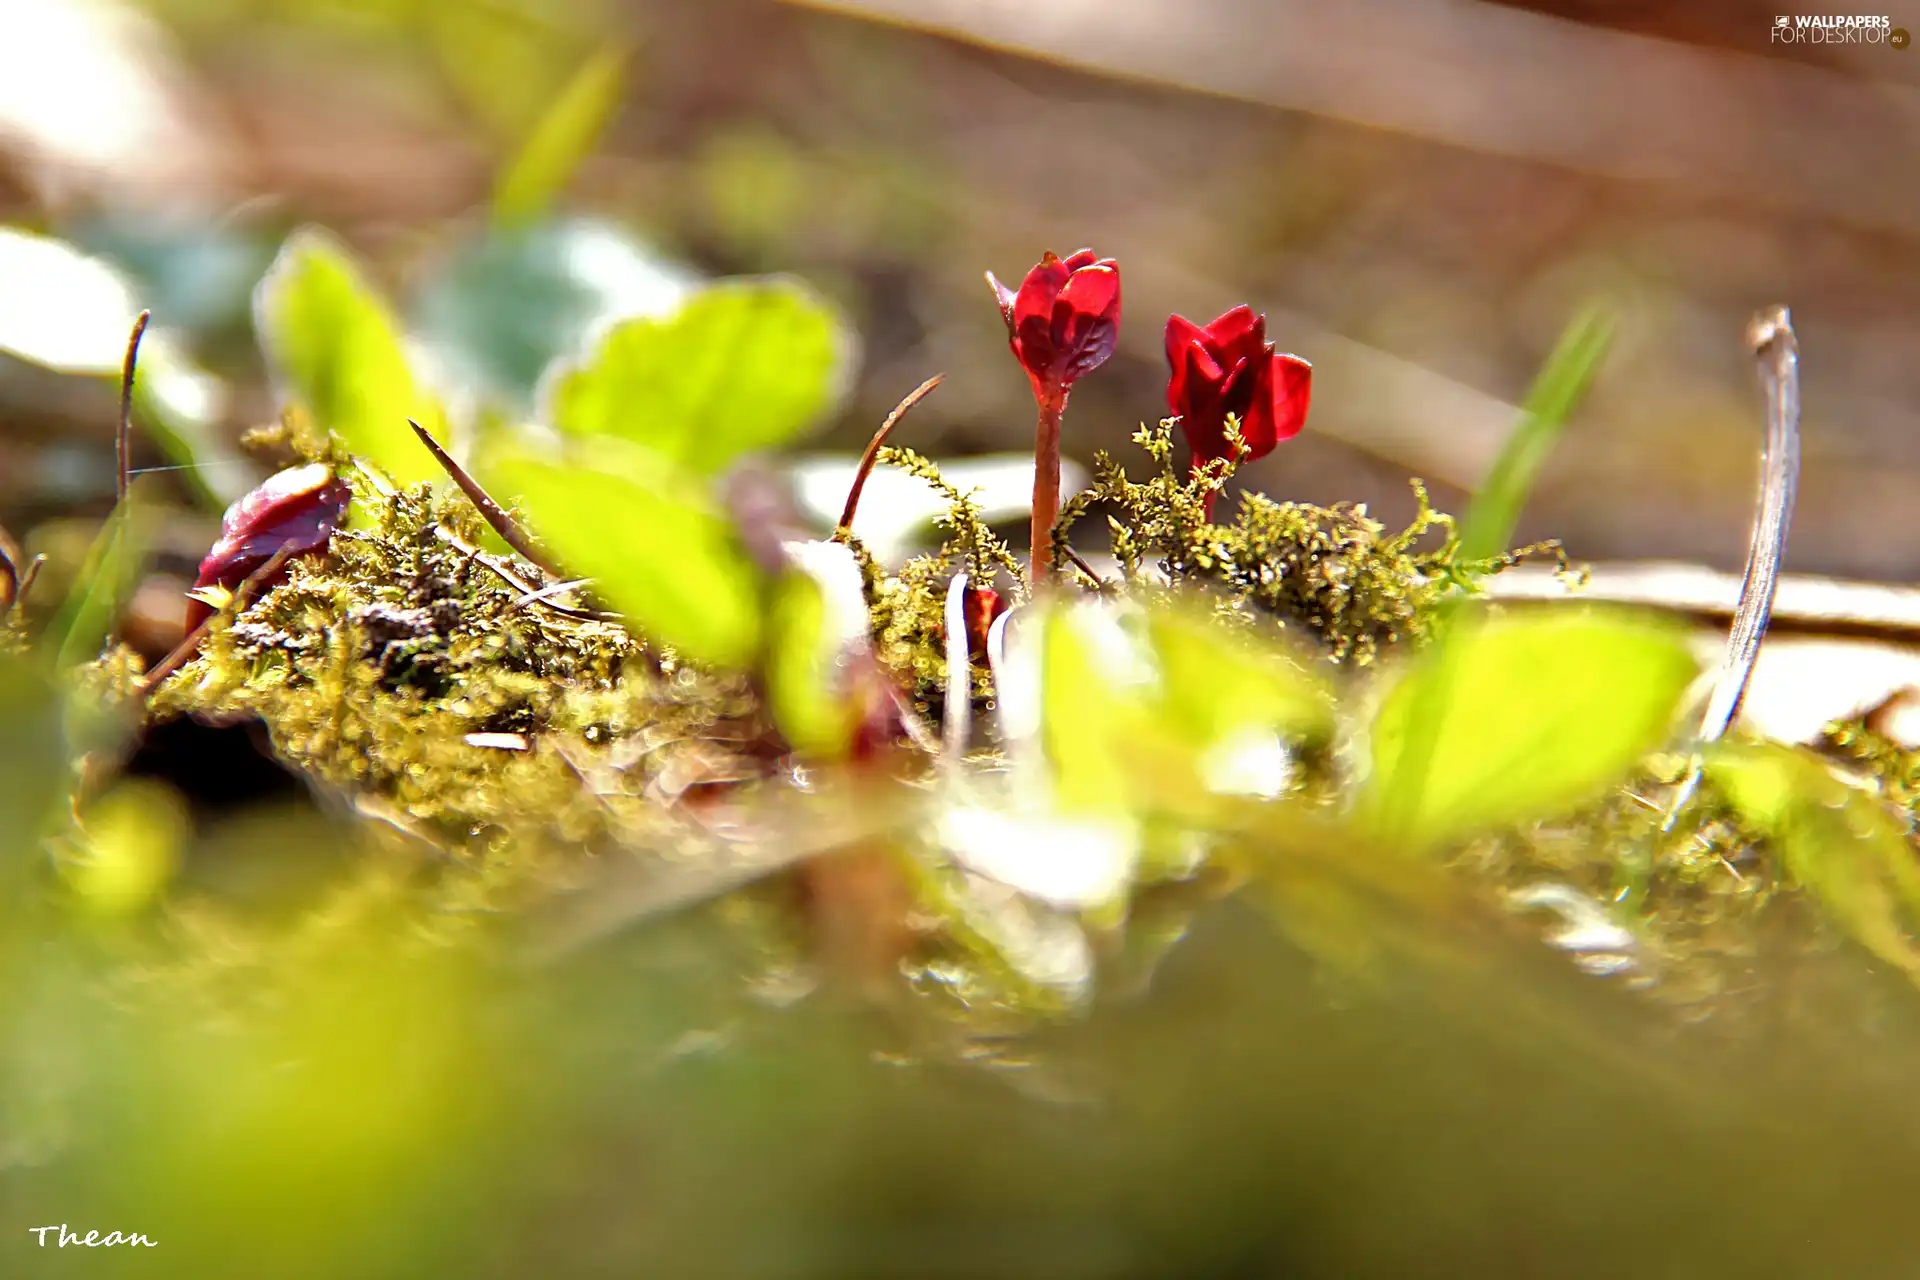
985;270;1018;332
1163;313;1208;392
1203;306;1267;373
1059;248;1100;272
1268;352;1313;442
1174;342;1231;462
1011;253;1069;334
1052;263;1121;382
1227;357;1278;458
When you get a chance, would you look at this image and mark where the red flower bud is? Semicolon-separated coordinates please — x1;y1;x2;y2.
185;463;349;631
961;582;1007;664
987;249;1121;399
1164;306;1311;508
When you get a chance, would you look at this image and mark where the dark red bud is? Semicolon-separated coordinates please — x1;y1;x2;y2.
185;463;349;630
962;584;1006;663
988;249;1122;401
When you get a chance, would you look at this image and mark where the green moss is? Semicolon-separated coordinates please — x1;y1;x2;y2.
1057;420;1552;666
148;473;762;907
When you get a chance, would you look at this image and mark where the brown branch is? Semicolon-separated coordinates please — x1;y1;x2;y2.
117;311;151;507
837;373;944;535
137;545;293;696
11;554;44;618
407;418;564;580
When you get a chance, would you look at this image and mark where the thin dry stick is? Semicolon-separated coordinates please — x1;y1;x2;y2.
837;373;944;534
1664;305;1800;829
1060;544;1106;589
407;418;564;580
14;554;43;614
117;311;151;507
137;545;294;695
431;525;607;622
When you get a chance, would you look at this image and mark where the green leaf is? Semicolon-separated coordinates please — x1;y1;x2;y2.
50;479;161;672
1039;604;1338;820
546;278;850;475
1360;608;1696;851
765;569;859;758
255;230;446;486
1457;305;1615;564
485;442;763;668
1707;741;1920;979
1145;611;1336;755
492;47;629;229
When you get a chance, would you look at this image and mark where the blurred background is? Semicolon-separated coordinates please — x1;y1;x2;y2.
4;0;1919;582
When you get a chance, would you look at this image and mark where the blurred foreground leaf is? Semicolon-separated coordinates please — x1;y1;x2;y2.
66;779;187;918
548;278;850;474
1041;603;1337;821
49;479;160;672
1361;608;1696;850
1709;740;1920;978
493;46;629;228
766;568;858;758
487;441;764;667
255;231;447;486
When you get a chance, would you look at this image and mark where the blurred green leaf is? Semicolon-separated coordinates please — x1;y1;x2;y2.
1708;741;1920;979
68;779;188;918
547;278;850;475
255;230;447;486
0;655;64;868
50;479;160;672
493;46;629;229
1458;306;1615;564
765;568;858;758
1361;608;1696;851
1146;611;1336;757
1040;604;1337;821
1041;603;1146;816
486;441;763;668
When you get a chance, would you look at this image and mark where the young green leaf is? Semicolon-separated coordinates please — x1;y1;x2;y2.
50;479;161;672
255;230;447;486
1145;611;1336;756
1360;608;1696;851
1707;741;1920;979
1457;305;1615;564
546;278;850;475
485;442;763;668
1038;603;1336;821
493;46;629;229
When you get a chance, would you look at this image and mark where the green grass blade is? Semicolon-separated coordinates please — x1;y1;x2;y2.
1457;305;1615;564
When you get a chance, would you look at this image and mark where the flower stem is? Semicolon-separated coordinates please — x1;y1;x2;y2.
1029;385;1068;586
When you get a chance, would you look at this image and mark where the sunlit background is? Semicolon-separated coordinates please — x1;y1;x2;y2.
4;0;1918;576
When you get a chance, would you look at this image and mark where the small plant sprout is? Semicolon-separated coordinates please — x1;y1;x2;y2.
1163;305;1311;519
986;250;1121;586
116;311;151;507
184;463;350;632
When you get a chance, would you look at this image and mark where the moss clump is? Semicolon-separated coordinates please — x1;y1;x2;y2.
149;473;766;901
1056;421;1538;666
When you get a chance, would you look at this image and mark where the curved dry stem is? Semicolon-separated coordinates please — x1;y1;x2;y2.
1664;305;1800;830
837;373;944;535
408;418;564;580
117;311;151;507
